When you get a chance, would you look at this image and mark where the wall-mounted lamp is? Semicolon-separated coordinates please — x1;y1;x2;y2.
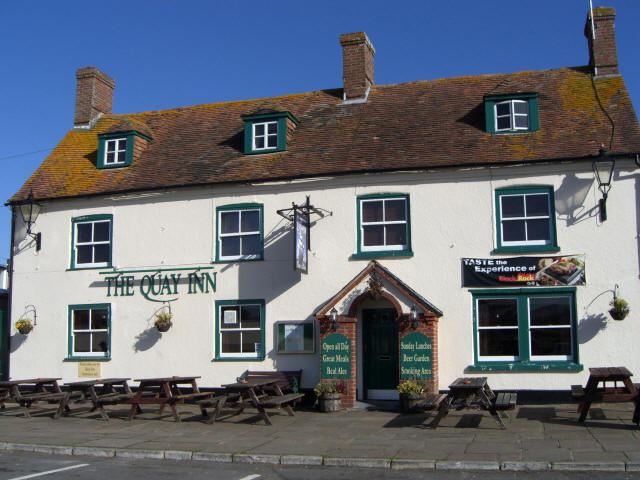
18;191;42;251
592;149;615;222
410;304;418;329
330;307;339;330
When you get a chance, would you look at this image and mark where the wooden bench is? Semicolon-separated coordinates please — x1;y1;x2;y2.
197;394;229;424
571;384;585;399
423;393;447;410
245;370;302;393
261;392;305;408
494;392;518;410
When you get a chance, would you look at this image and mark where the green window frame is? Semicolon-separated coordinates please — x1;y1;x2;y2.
241;111;298;154
214;299;266;361
484;93;539;134
494;186;559;253
66;303;111;361
469;287;582;372
353;193;413;259
215;203;263;262
97;131;150;169
276;322;315;354
70;214;113;269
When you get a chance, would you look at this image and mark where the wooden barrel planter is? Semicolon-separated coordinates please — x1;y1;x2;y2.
318;393;341;412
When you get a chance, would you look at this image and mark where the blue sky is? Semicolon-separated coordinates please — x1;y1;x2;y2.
1;1;639;264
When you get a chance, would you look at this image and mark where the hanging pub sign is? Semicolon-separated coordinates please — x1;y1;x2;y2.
294;210;309;274
400;332;432;379
462;255;585;287
321;333;351;379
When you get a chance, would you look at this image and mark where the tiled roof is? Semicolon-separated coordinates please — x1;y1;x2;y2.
10;66;640;203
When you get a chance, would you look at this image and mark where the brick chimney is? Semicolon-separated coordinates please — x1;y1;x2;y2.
584;7;619;76
74;66;116;126
340;32;375;102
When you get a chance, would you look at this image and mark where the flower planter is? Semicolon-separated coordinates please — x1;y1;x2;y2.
318;393;341;412
18;325;33;335
155;321;172;332
399;393;425;413
609;309;629;321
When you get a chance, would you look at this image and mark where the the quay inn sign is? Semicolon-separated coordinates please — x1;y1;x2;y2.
98;266;216;302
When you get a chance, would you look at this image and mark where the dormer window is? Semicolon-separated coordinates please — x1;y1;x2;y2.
105;138;127;165
484;93;539;134
242;111;299;155
97;130;151;169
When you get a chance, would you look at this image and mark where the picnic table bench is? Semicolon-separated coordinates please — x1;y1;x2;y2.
245;370;302;393
65;378;136;420
0;378;69;419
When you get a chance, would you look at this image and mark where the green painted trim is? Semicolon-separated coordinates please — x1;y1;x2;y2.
356;193;411;257
351;250;414;260
467;362;583;372
97;131;149;169
212;258;264;265
276;322;315;354
215;204;264;262
213;299;266;361
484;93;539;134
67;266;109;272
64;357;112;362
67;303;111;359
70;214;113;269
98;266;215;275
494;186;558;251
241;111;299;125
471;288;578;368
243;114;294;154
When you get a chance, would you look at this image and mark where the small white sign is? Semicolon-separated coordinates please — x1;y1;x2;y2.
223;310;237;325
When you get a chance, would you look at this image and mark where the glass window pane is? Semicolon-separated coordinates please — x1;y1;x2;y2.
530;297;571;326
73;310;90;330
526;194;549;217
221;331;241;353
220;307;238;329
106;141;116;153
92;309;109;329
106;152;115;163
267;123;277;134
94;221;110;241
221;237;240;257
117;151;126;163
363;225;384;246
76;245;93;264
92;332;109;353
241;234;261;256
513;101;529;114
385;200;406;221
255;137;265;149
254;124;264;136
385;224;406;246
497;117;511;130
93;244;110;263
241;305;261;329
514;115;529;129
74;333;91;353
531;328;571;356
220;211;239;234
362;201;383;222
77;223;92;243
242;331;261;353
479;329;519;356
478;299;518;326
267;135;277;148
496;103;511;116
240;210;259;232
501;196;524;218
502;220;526;242
526;219;550;241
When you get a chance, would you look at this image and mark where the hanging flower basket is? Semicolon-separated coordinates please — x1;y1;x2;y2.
154;312;173;332
15;318;34;335
609;308;629;321
609;298;630;321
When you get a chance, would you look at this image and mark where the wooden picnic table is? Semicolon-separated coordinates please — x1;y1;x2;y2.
429;377;505;429
217;377;304;425
0;378;69;419
65;378;136;420
124;376;213;422
573;367;640;424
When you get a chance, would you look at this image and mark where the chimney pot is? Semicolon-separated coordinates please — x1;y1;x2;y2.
584;7;619;76
340;32;375;101
74;66;116;126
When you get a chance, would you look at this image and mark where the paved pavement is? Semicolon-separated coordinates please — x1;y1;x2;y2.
0;399;639;472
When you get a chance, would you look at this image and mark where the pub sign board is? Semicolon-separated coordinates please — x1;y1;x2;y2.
462;255;585;287
400;332;432;379
321;333;351;379
294;211;309;274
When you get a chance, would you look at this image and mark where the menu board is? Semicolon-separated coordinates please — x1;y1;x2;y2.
321;333;351;379
400;332;432;379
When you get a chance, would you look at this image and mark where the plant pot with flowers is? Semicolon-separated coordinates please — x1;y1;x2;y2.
397;380;425;413
154;312;173;332
314;380;346;412
15;318;34;335
609;298;630;321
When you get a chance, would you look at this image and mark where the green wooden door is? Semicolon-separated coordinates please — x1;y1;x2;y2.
0;309;7;380
363;308;398;393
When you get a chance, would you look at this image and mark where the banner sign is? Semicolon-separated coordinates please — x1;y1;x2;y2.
400;332;432;379
462;255;585;287
321;333;351;379
294;211;309;274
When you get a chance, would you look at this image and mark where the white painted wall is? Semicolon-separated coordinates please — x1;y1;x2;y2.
9;159;640;392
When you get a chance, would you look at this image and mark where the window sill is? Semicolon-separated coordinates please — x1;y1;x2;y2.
467;361;583;372
351;250;414;260
64;357;111;362
213;257;263;264
67;266;112;271
245;148;285;155
493;245;560;254
212;356;266;362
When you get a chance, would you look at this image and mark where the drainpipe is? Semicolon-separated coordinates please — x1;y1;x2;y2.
4;207;16;380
